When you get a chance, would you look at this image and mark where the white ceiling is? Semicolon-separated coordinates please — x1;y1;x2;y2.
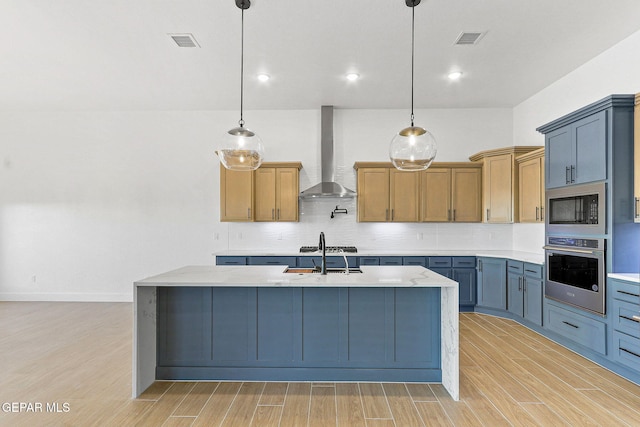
3;0;640;112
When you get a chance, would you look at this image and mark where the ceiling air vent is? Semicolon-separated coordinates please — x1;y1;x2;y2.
454;32;485;45
169;33;200;48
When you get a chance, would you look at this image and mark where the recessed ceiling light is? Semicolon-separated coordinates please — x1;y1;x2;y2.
257;74;270;82
346;73;360;81
448;71;463;80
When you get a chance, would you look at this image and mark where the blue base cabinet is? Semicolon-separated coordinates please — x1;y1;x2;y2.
477;257;507;310
156;286;442;382
507;261;543;326
610;279;640;371
427;257;476;309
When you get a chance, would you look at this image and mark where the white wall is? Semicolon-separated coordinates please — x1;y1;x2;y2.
8;23;640;301
0;107;513;301
511;27;640;252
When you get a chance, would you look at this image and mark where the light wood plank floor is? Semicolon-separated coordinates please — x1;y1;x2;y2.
1;302;640;426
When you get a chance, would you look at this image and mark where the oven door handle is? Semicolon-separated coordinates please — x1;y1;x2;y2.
543;246;600;255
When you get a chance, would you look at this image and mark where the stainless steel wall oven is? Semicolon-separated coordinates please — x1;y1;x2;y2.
544;236;605;315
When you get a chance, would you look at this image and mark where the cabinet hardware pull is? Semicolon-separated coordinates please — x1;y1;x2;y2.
486;209;490;221
277;208;280;220
392;209;394;221
523;278;527;292
571;165;576;183
620;348;640;359
453;209;456;221
635;197;640;219
272;208;275;220
562;321;579;328
566;166;570;184
618;290;640;298
621;315;640;323
536;206;539;221
518;277;522;292
540;207;544;221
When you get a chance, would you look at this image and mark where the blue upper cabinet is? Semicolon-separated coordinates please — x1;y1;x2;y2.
537;95;635;189
545;111;606;188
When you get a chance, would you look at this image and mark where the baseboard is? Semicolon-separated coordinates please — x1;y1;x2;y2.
0;292;132;302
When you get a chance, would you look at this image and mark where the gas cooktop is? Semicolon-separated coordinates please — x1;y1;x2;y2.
299;246;358;254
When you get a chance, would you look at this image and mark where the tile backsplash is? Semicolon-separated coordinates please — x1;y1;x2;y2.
215;198;543;253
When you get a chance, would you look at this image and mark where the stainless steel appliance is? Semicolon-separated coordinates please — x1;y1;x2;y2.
544;236;606;315
546;182;606;235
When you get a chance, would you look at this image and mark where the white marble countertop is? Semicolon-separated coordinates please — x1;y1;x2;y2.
135;265;458;288
608;273;640;284
213;249;545;265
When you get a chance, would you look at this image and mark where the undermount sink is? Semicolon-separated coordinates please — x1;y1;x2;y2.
283;267;363;274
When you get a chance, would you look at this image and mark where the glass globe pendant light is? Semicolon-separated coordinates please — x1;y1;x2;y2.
389;0;437;171
218;0;265;171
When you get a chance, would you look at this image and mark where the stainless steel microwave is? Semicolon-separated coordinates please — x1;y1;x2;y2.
546;182;606;235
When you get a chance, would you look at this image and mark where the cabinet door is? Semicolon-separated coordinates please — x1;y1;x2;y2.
507;272;524;317
484;154;513;223
220;167;253;221
420;168;451;222
546;126;573;189
453;268;476;306
477;258;507;309
524;277;543;326
518;157;543;223
254;168;276;221
390;169;420;222
276;168;299;221
573;111;606;185
357;168;390;222
452;167;482;222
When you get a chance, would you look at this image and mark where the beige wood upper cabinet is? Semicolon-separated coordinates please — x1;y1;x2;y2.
220;162;302;222
470;146;542;223
451;166;482;222
355;162;478;223
420;164;481;222
355;167;391;222
354;164;420;222
635;94;640;222
517;148;545;223
220;167;254;221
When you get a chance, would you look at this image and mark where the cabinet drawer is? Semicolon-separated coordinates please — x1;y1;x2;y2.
507;260;524;275
359;256;380;266
248;256;297;266
452;257;476;268
379;256;403;266
216;256;248;265
546;304;606;355
611;280;640;305
612;298;640;339
523;263;543;279
611;330;640;372
428;257;452;268
403;256;427;267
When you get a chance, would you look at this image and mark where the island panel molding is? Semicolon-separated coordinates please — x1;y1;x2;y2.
133;265;460;401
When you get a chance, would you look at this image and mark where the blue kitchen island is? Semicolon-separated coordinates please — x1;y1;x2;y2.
133;265;459;400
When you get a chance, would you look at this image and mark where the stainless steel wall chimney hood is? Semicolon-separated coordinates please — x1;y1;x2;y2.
300;106;356;199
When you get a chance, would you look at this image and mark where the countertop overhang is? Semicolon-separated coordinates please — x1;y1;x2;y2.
135;265;458;288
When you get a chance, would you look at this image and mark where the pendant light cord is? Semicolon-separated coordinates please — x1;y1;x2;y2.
239;7;245;127
410;3;415;127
